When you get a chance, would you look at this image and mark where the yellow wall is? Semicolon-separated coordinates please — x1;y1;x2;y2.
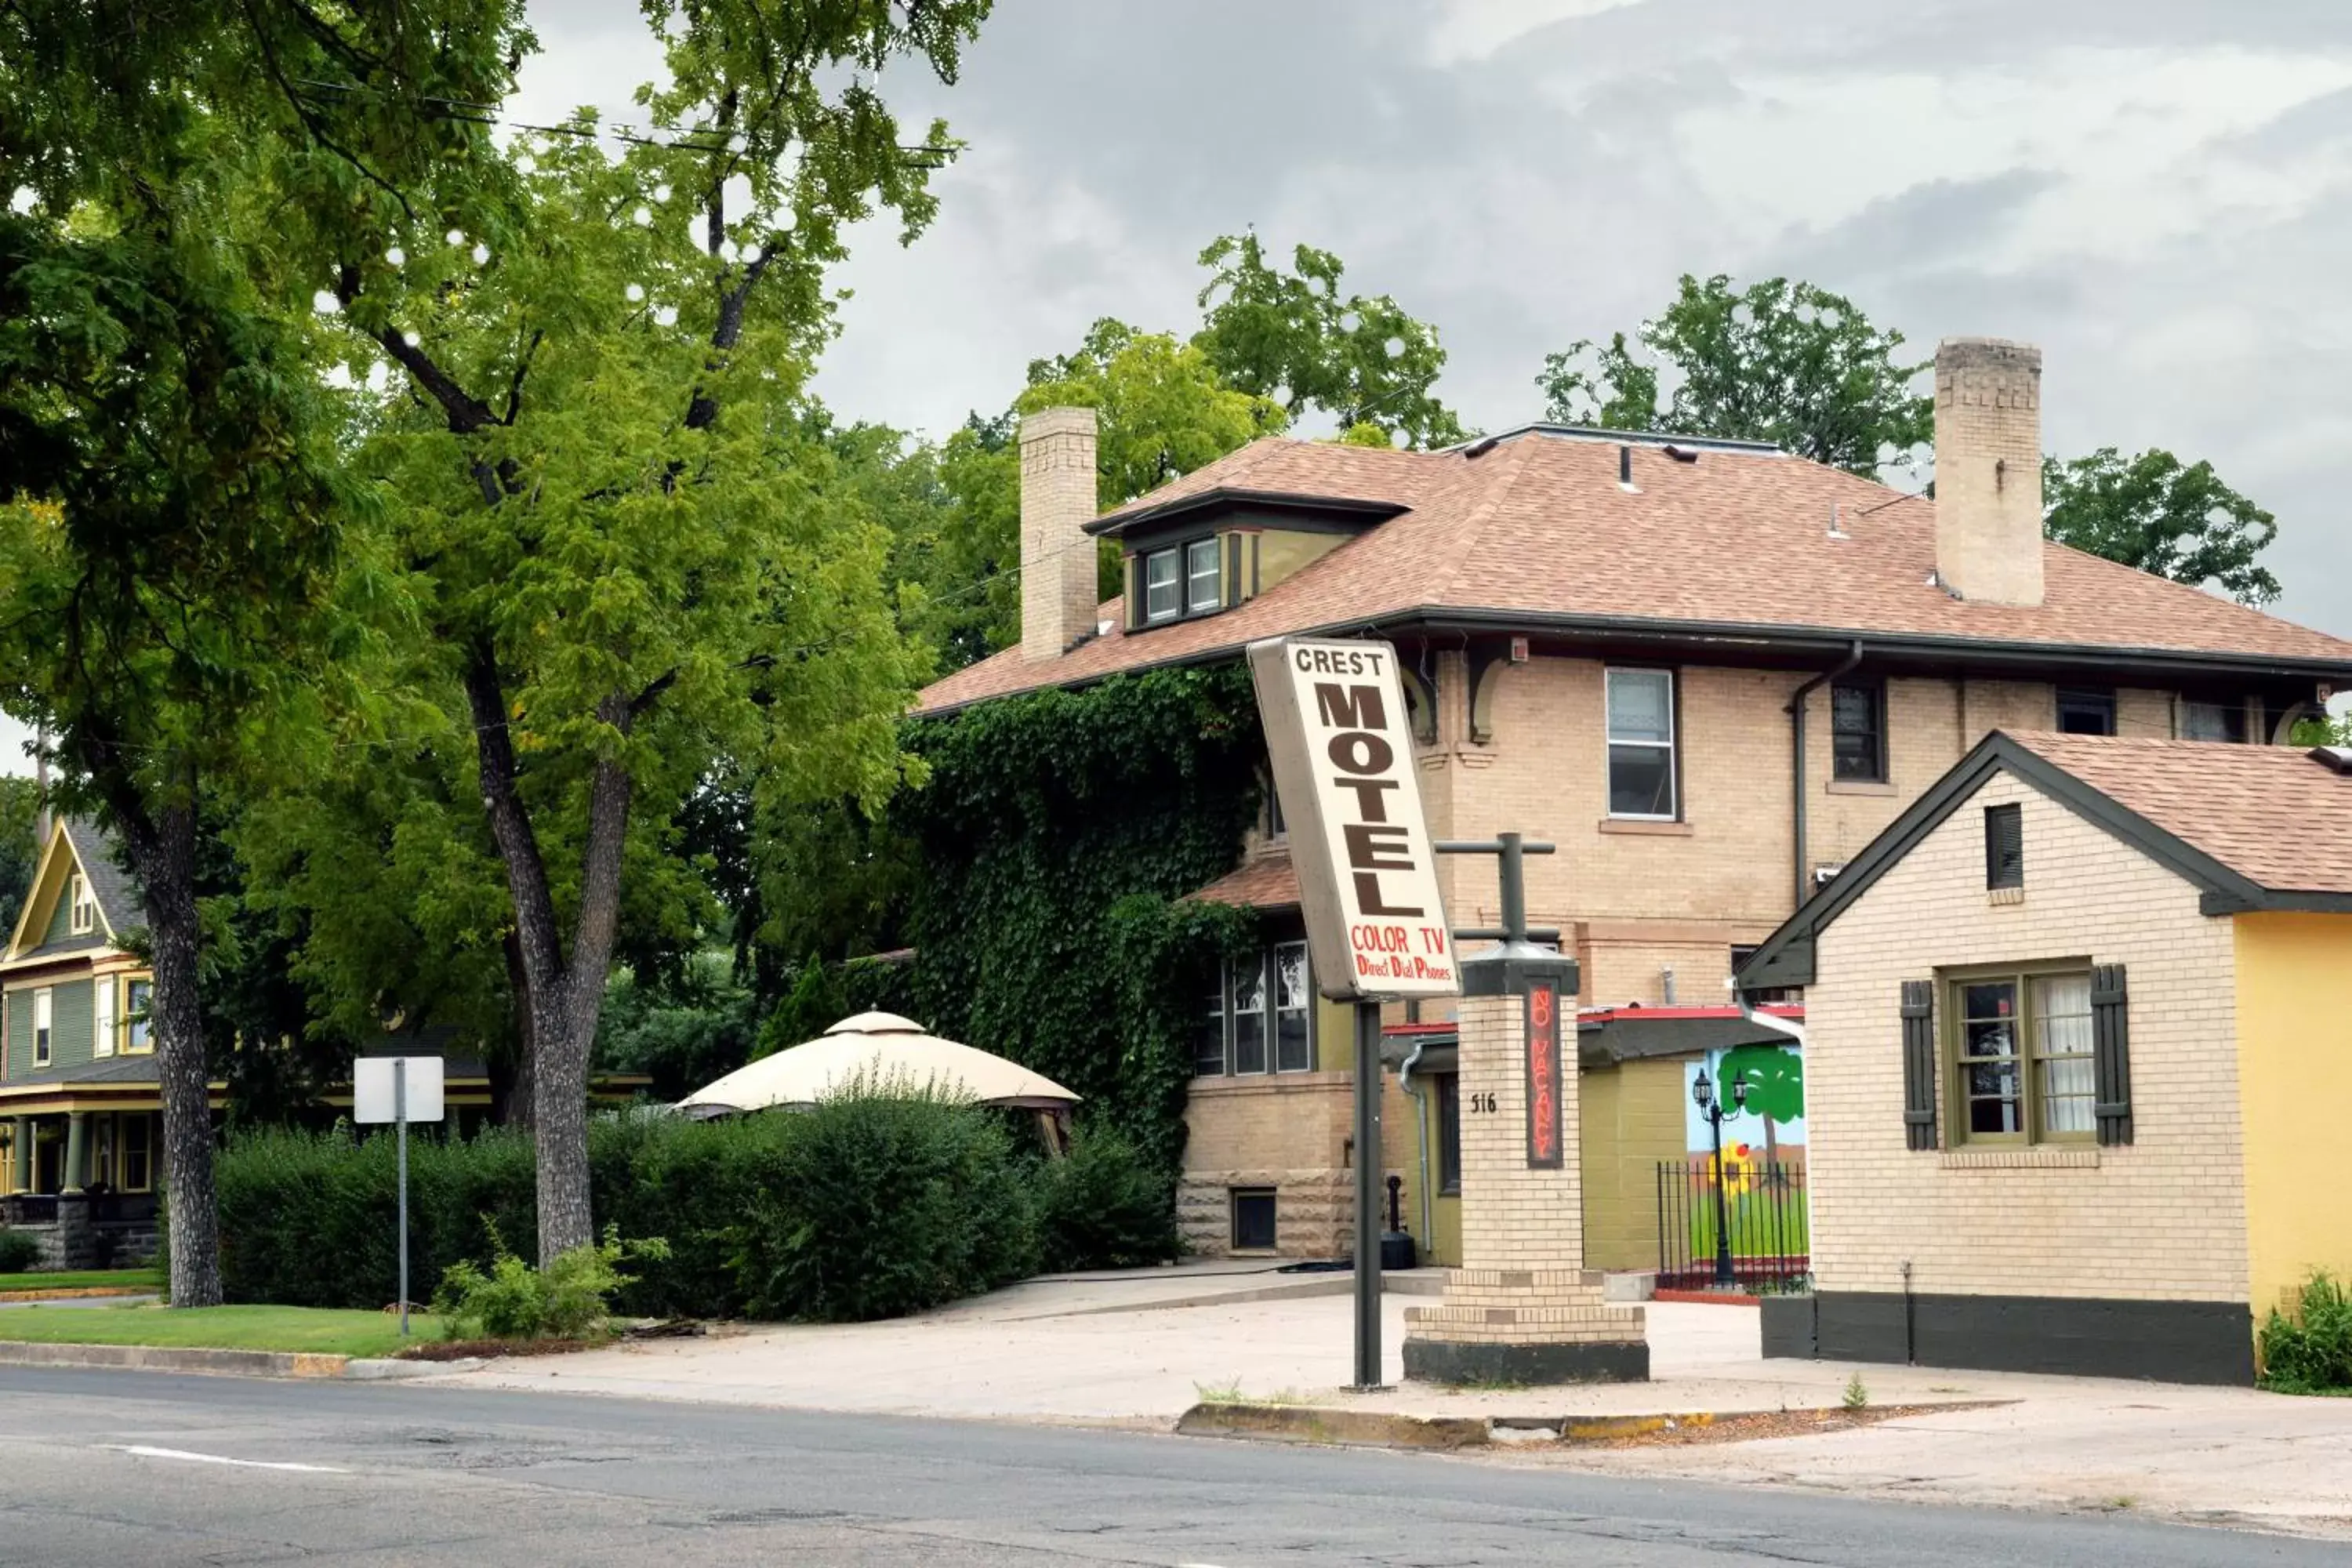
2234;911;2352;1322
1579;1058;1690;1271
1252;529;1346;595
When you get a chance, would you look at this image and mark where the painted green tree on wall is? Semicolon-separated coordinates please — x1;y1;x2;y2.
1719;1043;1805;1164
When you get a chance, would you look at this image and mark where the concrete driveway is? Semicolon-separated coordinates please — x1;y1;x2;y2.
425;1268;2352;1538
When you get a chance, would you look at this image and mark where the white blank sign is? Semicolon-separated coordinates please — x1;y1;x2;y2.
354;1057;446;1124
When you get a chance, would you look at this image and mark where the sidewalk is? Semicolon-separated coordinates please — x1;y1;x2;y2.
426;1277;2352;1538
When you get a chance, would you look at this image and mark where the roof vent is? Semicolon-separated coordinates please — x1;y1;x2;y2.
2310;746;2352;775
1617;444;1639;493
1662;444;1699;464
1828;502;1849;539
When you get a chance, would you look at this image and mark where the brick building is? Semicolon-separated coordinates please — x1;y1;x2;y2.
914;339;2352;1265
1737;733;2352;1383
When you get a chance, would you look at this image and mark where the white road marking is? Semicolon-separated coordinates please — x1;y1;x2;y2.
108;1444;349;1474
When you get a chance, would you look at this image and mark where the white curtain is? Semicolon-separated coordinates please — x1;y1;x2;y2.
2035;974;2096;1134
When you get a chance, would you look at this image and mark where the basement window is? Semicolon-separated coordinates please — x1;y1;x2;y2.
1231;1188;1278;1251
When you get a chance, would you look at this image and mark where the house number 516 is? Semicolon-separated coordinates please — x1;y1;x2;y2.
1465;1091;1498;1114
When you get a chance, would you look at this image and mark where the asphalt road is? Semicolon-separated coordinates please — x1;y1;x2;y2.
0;1367;2336;1566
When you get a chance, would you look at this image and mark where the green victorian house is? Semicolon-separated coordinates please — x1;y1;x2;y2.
0;817;169;1262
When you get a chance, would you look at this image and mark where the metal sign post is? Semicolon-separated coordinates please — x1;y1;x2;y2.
354;1056;446;1336
1247;637;1460;1391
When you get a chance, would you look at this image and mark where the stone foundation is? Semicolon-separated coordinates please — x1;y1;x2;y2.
1178;1170;1355;1258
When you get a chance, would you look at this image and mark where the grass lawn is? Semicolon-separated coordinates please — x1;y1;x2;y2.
0;1303;441;1358
0;1267;165;1295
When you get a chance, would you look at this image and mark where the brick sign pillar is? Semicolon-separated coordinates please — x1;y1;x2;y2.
1402;947;1650;1383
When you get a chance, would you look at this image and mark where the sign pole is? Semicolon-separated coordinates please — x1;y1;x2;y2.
1352;999;1384;1389
395;1058;410;1338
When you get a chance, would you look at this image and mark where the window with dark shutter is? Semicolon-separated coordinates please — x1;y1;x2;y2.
1984;804;2024;889
2090;963;2133;1146
1900;979;1937;1151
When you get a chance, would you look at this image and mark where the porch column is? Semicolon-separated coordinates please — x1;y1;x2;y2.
9;1117;27;1192
62;1111;87;1195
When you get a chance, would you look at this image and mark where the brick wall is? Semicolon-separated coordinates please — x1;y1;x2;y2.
1804;771;2248;1304
1179;1072;1414;1258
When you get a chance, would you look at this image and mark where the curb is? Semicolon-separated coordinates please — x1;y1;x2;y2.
0;1341;477;1381
1174;1403;1923;1450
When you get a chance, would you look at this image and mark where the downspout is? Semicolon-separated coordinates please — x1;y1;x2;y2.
1398;1039;1435;1254
1785;641;1865;911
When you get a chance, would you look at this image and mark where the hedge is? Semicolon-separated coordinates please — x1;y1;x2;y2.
216;1098;1173;1321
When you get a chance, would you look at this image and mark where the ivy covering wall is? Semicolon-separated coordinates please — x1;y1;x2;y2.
892;663;1266;1167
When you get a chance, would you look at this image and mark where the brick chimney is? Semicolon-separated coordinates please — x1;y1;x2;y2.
1933;337;2045;608
1018;406;1100;662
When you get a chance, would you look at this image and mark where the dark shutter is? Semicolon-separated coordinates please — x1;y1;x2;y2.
1985;804;2024;888
2091;963;2133;1146
1900;979;1937;1151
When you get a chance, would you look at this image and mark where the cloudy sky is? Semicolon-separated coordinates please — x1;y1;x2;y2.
6;0;2347;774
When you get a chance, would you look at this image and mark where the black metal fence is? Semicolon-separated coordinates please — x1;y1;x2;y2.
1655;1157;1809;1293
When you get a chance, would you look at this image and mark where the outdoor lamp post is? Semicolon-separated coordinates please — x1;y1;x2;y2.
1692;1066;1750;1288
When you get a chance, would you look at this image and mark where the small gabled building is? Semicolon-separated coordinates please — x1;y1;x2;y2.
1;818;165;1238
1737;733;2352;1384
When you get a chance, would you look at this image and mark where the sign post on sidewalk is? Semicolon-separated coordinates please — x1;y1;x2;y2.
355;1055;446;1336
1248;637;1459;1390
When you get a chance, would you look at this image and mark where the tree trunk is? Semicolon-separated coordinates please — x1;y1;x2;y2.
465;651;634;1265
496;930;535;1131
115;800;223;1308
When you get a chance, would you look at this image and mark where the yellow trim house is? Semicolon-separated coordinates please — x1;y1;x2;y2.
1738;732;2352;1384
2;819;165;1200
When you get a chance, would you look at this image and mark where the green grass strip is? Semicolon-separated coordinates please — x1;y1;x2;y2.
0;1304;441;1359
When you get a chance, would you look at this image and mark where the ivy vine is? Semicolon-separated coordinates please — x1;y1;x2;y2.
892;662;1267;1168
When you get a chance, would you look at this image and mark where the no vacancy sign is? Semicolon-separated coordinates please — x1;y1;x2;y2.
1248;636;1459;1001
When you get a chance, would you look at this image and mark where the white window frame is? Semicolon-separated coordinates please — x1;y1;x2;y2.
1142;547;1181;623
1272;939;1313;1074
33;986;53;1068
1604;666;1679;821
68;873;95;935
94;974;115;1059
1229;953;1269;1075
1185;537;1222;614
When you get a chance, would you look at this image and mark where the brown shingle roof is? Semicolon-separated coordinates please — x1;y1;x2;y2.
1185;850;1301;910
2006;732;2352;896
916;430;2352;714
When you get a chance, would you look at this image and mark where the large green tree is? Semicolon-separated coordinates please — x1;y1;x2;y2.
0;0;530;1305
2042;447;2281;607
1538;274;1932;477
1194;233;1465;448
0;778;38;939
333;4;981;1262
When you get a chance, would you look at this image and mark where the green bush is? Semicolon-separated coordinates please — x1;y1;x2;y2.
731;1090;1040;1322
1035;1125;1180;1273
433;1222;670;1341
2259;1272;2352;1395
0;1228;42;1273
216;1093;1059;1323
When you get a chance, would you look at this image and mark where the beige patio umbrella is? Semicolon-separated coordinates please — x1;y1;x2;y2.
677;1011;1081;1116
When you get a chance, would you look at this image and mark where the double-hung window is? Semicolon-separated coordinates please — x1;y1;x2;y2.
68;873;95;935
1185;539;1221;614
1605;667;1678;818
121;1115;152;1192
2056;688;2116;735
1950;969;2096;1143
125;978;153;1053
2182;700;2247;743
1196;942;1316;1077
33;987;53;1068
1830;681;1886;782
95;974;115;1059
1142;548;1181;623
1272;941;1310;1073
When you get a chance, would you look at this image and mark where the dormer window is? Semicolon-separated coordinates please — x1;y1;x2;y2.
1138;535;1227;626
68;873;95;935
1142;547;1182;622
1185;539;1221;613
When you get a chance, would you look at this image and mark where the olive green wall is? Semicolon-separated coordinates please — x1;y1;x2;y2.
3;978;93;1076
1579;1056;1691;1272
